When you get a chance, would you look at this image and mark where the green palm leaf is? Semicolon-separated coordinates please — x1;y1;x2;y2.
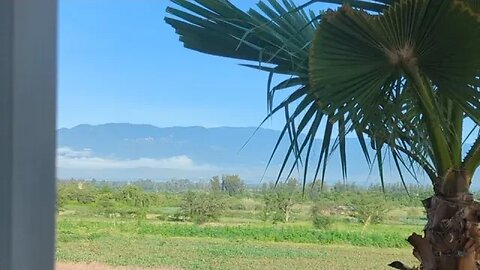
309;0;480;178
167;0;360;187
166;0;480;191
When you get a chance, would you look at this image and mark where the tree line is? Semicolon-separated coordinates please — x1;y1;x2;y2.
57;175;435;227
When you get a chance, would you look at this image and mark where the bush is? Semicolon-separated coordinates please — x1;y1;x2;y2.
181;191;225;224
95;193;116;217
348;192;393;225
312;215;333;230
262;178;299;223
311;203;333;229
228;197;263;211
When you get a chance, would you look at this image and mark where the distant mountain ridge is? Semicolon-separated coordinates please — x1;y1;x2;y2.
56;123;423;184
58;123;284;166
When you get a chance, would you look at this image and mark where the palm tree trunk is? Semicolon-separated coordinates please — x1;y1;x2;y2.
391;174;480;270
410;194;479;270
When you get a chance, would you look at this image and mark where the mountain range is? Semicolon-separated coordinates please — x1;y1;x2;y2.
57;123;428;185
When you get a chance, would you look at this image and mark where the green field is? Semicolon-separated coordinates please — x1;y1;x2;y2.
57;217;420;269
56;180;430;269
57;235;417;270
58;218;422;248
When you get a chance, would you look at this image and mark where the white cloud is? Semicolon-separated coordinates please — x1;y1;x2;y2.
57;147;93;158
56;147;216;171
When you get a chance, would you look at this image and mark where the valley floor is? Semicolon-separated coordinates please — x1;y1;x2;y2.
57;236;417;270
56;181;429;269
56;262;177;270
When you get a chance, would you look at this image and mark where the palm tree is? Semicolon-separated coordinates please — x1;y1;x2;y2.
165;0;480;268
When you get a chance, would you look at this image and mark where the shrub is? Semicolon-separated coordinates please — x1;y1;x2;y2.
262;178;299;223
228;197;263;211
311;203;333;229
95;193;116;217
181;191;225;224
312;215;333;230
348;192;393;225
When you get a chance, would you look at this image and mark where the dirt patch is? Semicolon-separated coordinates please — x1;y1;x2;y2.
56;262;179;270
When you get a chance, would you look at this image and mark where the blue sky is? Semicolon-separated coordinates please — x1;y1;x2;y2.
56;0;478;183
58;0;477;139
58;0;298;129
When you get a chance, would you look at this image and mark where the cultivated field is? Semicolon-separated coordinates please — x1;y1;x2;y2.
56;180;430;269
56;217;420;269
56;263;177;270
57;233;417;270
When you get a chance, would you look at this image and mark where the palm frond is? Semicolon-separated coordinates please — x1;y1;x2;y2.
166;0;363;186
166;0;480;191
309;0;480;178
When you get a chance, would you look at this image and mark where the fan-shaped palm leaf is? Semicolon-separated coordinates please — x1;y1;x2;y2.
309;0;480;185
166;0;367;188
166;0;480;192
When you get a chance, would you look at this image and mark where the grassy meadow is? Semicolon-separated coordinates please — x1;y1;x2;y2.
56;179;431;269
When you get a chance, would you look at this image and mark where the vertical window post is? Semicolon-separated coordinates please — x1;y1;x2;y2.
0;1;57;269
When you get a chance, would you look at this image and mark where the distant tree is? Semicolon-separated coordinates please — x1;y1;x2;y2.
62;181;96;204
210;176;222;193
332;182;359;193
262;179;299;223
181;191;225;224
348;192;393;228
96;185;114;196
221;174;245;196
132;179;157;192
165;179;193;192
305;181;327;200
96;193;116;217
56;187;67;212
115;185;151;207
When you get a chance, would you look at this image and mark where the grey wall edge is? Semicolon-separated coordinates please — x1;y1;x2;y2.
0;0;57;269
